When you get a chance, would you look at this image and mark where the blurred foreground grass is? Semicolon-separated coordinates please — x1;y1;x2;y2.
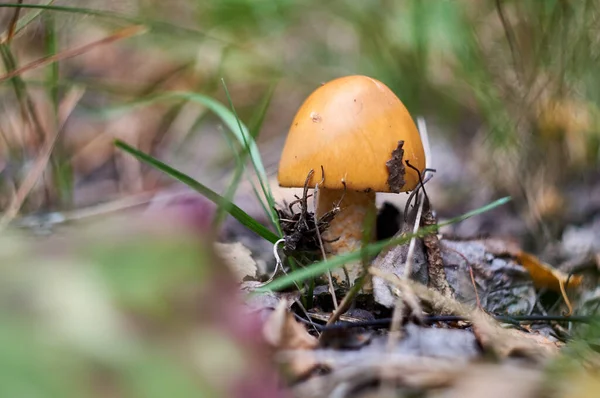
0;211;284;397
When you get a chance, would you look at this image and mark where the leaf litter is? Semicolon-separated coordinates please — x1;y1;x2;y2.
230;175;597;397
111;144;597;397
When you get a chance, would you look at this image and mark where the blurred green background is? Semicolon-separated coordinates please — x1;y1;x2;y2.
1;0;598;244
1;0;600;396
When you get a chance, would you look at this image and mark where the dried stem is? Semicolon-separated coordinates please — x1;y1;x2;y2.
0;87;85;228
3;0;23;44
0;25;146;84
314;168;339;311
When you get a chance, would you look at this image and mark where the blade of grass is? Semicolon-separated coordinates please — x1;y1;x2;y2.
212;126;272;232
0;42;29;123
249;182;273;228
257;196;512;292
138;61;194;97
0;87;84;228
214;124;273;230
2;0;23;44
0;41;47;142
9;0;55;40
95;91;280;231
231;82;280;231
44;12;72;206
0;3;237;47
19;77;159;97
212;129;246;227
248;81;277;140
220;79;281;233
325;203;378;325
114;140;280;244
44;13;59;116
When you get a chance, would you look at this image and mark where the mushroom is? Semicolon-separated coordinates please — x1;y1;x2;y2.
277;75;426;287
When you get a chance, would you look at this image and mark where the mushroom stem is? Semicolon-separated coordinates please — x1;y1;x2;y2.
316;187;376;287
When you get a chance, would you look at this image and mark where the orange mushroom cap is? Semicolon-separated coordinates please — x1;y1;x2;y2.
277;75;426;193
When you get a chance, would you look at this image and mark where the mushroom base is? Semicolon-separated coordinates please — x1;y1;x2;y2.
316;188;376;288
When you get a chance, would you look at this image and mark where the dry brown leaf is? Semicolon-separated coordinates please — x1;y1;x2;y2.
483;238;582;292
516;251;583;291
516;251;581;315
263;299;319;378
471;310;561;363
214;242;258;282
263;300;318;350
291;356;464;398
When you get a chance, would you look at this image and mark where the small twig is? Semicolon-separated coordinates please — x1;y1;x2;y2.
403;171;434;223
260;238;285;286
299;314;598;332
380;194;425;395
293;298;321;337
0;25;146;84
443;245;482;308
386;287;406;358
325;273;366;327
383;230;421;343
403;196;426;280
313;167;339;311
383;118;432;359
0;86;85;228
264;239;308;303
3;0;23;44
558;279;573;317
406;160;430;205
371;268;468;317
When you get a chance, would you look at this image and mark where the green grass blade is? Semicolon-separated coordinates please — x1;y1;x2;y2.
248;81;277;140
257;196;512;292
114;140;280;244
220;79;281;233
44;13;59;116
214;131;275;230
0;43;27;109
8;0;55;38
212;129;247;227
44;12;72;206
95;91;280;230
0;42;46;142
245;83;279;224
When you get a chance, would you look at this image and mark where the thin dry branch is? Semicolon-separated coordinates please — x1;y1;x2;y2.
0;25;146;84
0;87;85;227
2;0;23;44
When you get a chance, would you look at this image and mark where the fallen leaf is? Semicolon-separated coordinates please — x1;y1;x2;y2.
371;207;429;308
242;282;300;323
263;299;319;378
516;251;582;291
290;354;465;397
483;238;583;292
471;310;561;363
215;242;258;282
441;239;536;315
263;300;318;351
